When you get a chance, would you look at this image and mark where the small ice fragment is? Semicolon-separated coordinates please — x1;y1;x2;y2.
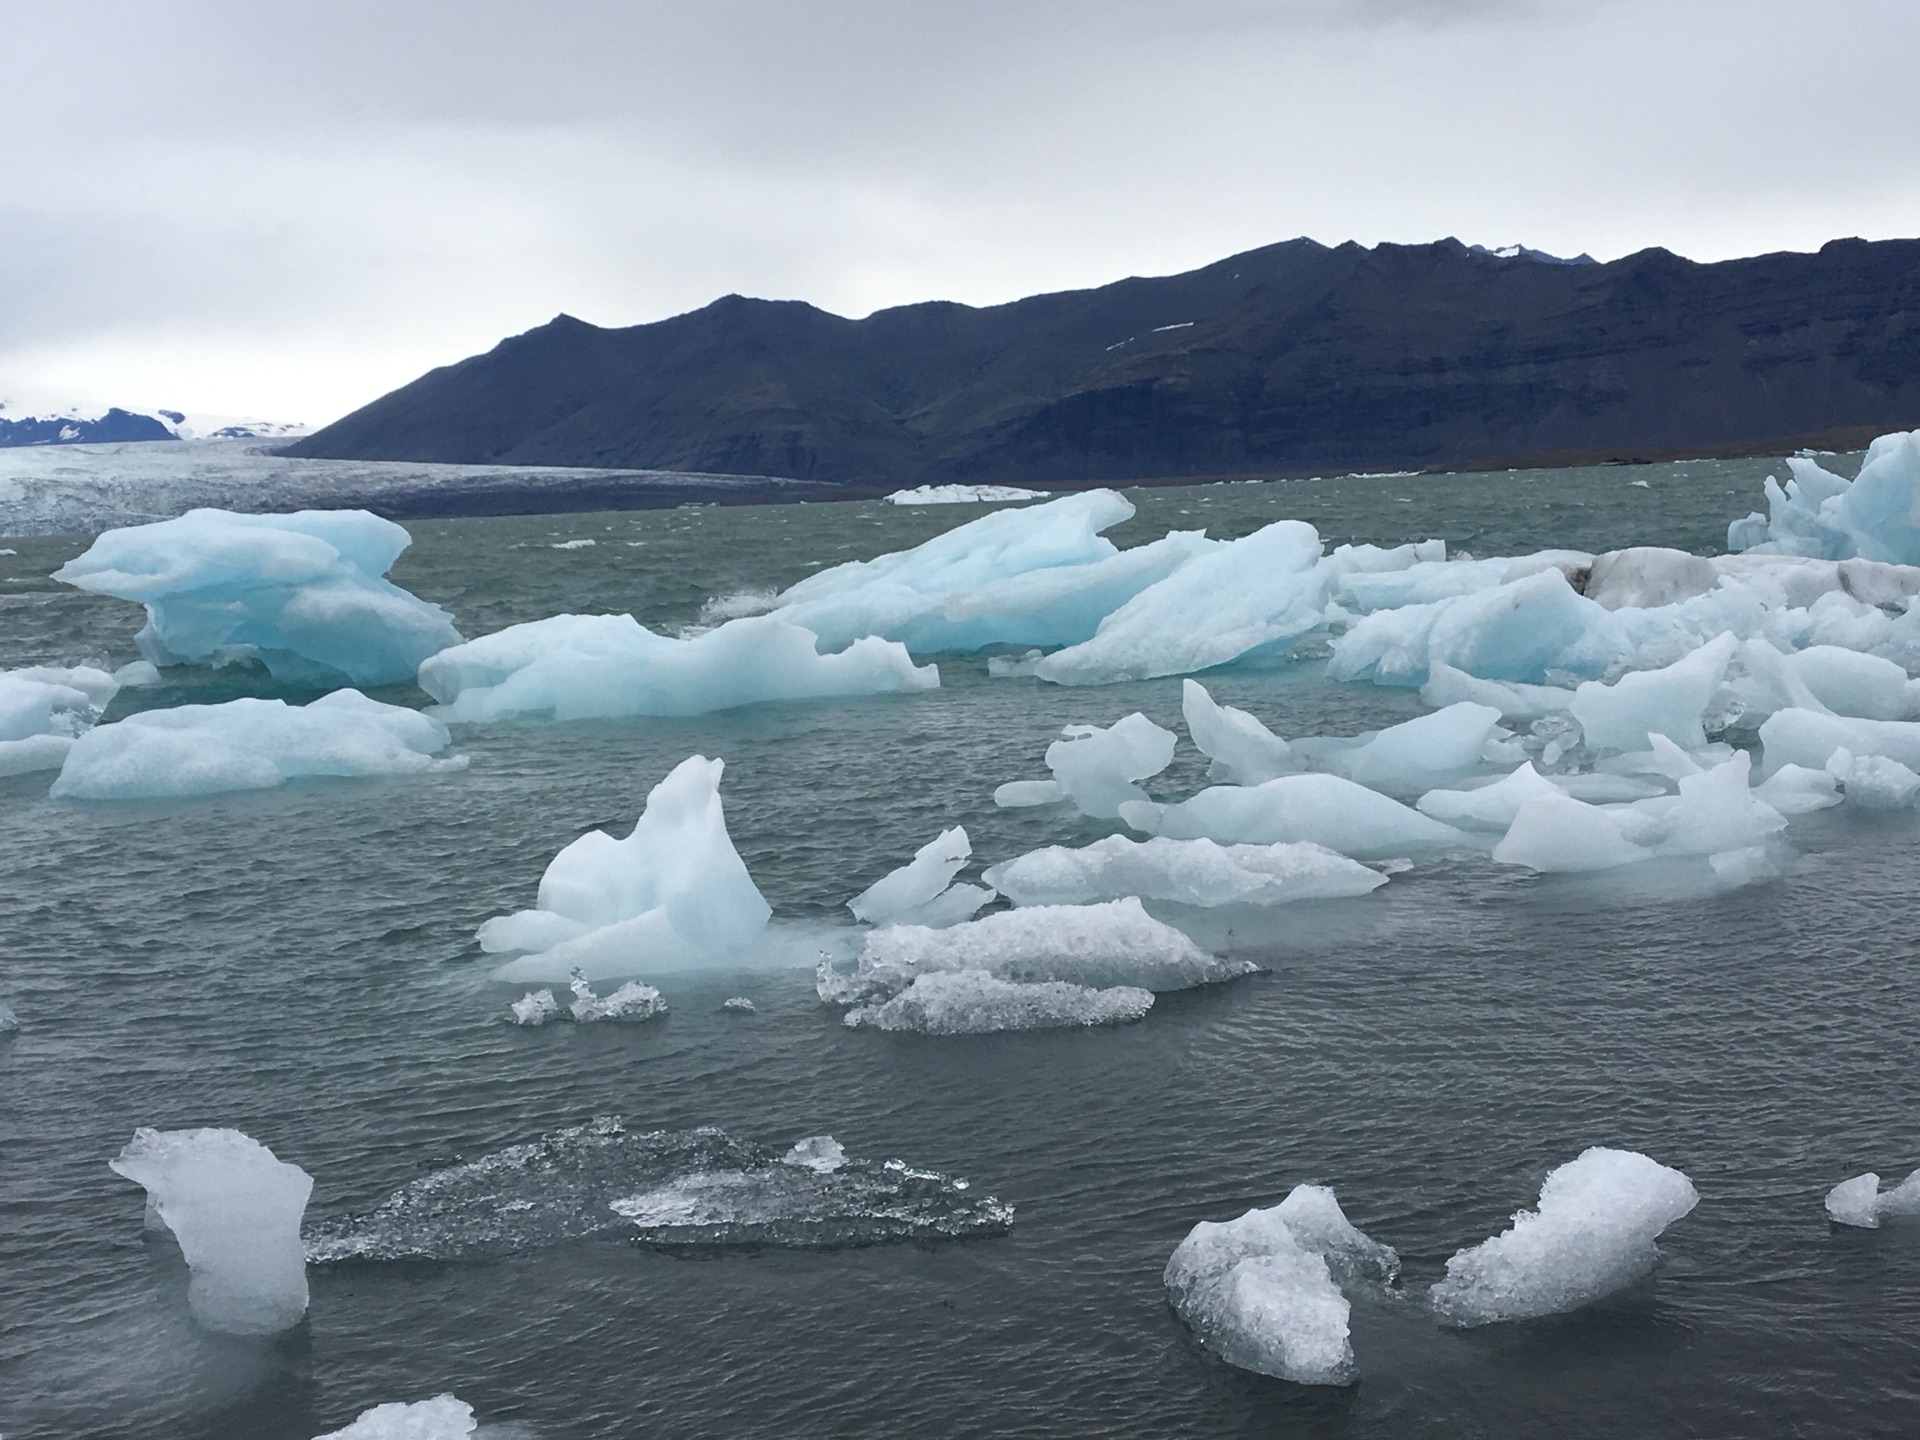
109;1127;313;1334
310;1394;477;1438
721;996;756;1014
1044;712;1178;819
1429;1147;1698;1325
849;826;984;927
509;989;559;1025
568;976;667;1022
0;1000;18;1031
993;778;1065;807
782;1136;847;1172
1825;1168;1920;1227
113;660;163;686
1182;679;1295;785
1826;747;1920;808
551;538;596;549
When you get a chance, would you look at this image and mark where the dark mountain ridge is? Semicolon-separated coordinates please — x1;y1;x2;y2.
291;236;1920;486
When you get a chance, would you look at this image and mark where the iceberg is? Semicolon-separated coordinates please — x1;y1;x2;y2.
1182;679;1296;784
479;755;771;983
1759;708;1920;774
1583;546;1721;611
1824;1169;1920;1228
997;712;1177;819
1429;1147;1698;1325
1420;663;1574;720
1127;774;1465;860
1163;1184;1397;1385
1785;645;1915;720
312;1396;476;1440
1568;632;1738;752
50;690;463;800
1033;520;1331;684
1302;701;1507;792
0;663;121;775
417;612;936;724
842;969;1156;1033
1417;762;1567;830
109;1127;313;1335
53;508;460;686
1730;430;1920;564
305;1118;1011;1260
883;484;1051;504
980;834;1386;908
848;826;994;928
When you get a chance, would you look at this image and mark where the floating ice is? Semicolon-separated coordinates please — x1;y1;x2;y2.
849;826;994;928
0;999;18;1031
1418;762;1567;830
1759;708;1920;774
417;612;936;723
109;1127;313;1335
981;834;1386;908
1420;663;1574;720
1785;646;1915;720
781;1136;846;1172
842;969;1156;1033
884;484;1051;504
1429;1147;1698;1325
819;897;1253;1010
720;996;756;1014
1825;747;1920;808
1824;1169;1920;1228
479;756;771;983
53;508;460;686
1182;680;1296;784
312;1395;476;1440
0;663;120;775
508;989;560;1025
1752;762;1843;815
1729;430;1920;564
1034;520;1331;684
305;1118;1010;1260
1300;701;1507;792
1164;1184;1397;1385
1583;546;1721;610
996;712;1178;820
50;689;463;800
1127;774;1464;861
1568;632;1737;752
567;976;667;1021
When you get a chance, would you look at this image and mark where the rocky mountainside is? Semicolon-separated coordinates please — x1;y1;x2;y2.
290;236;1920;485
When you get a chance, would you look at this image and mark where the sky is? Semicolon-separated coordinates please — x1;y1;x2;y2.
3;0;1918;426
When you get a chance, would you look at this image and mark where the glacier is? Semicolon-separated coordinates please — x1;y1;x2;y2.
109;1127;313;1335
53;508;461;686
1164;1184;1398;1385
1429;1147;1698;1325
479;755;771;982
417;612;937;723
50;690;464;800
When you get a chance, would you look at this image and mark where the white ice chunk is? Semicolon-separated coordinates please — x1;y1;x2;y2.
509;989;559;1025
1751;763;1843;815
843;969;1155;1033
1732;430;1920;564
781;1136;847;1172
417;612;936;723
1429;1147;1698;1325
53;508;460;686
311;1395;476;1439
1417;762;1565;830
849;826;991;927
0;731;75;776
1420;663;1574;720
883;484;1051;504
1182;680;1296;785
1825;747;1920;808
982;834;1385;908
1824;1169;1920;1228
0;663;121;772
1316;702;1505;791
1039;712;1178;819
1164;1184;1396;1385
109;1127;313;1335
480;755;772;982
1785;645;1913;720
1129;774;1464;861
50;690;462;800
993;778;1066;808
1760;708;1920;774
1568;632;1737;753
1034;520;1332;684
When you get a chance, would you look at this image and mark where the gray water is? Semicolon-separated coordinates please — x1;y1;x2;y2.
4;457;1918;1438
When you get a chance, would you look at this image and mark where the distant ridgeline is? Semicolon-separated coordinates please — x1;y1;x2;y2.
0;407;175;447
290;236;1920;486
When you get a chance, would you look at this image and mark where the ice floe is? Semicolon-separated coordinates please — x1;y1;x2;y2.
848;826;994;928
109;1127;313;1335
304;1118;1010;1260
1182;680;1296;784
1164;1184;1398;1385
841;969;1156;1033
53;508;461;686
50;690;464;800
1126;773;1464;860
981;834;1386;909
1824;1168;1920;1227
479;755;770;983
884;484;1051;504
1429;1147;1698;1325
417;612;936;723
0;663;120;775
312;1395;476;1440
994;712;1178;819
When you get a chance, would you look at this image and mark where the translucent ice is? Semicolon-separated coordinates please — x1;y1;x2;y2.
1127;774;1464;860
1568;632;1738;752
508;989;560;1025
50;690;463;800
1164;1184;1397;1385
109;1127;313;1334
305;1118;1011;1259
1429;1147;1698;1325
567;976;668;1021
1182;680;1296;785
1034;520;1331;684
848;826;993;928
417;612;936;723
311;1395;476;1440
981;834;1386;908
479;755;771;982
1730;430;1920;564
53;508;460;686
842;969;1156;1033
1308;702;1507;792
1417;762;1566;831
1012;712;1178;820
1824;1169;1920;1228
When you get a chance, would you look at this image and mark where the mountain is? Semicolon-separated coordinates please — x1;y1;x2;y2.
0;402;310;448
289;236;1920;486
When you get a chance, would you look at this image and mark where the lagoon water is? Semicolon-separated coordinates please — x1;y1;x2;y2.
4;458;1918;1438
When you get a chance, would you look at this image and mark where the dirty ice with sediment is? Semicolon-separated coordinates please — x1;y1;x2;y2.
5;437;1920;1436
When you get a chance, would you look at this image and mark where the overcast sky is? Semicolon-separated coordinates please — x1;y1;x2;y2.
3;0;1916;424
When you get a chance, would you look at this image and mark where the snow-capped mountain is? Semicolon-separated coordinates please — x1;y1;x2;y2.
0;399;309;448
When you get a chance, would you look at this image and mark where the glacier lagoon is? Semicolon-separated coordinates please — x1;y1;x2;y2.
4;456;1920;1436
